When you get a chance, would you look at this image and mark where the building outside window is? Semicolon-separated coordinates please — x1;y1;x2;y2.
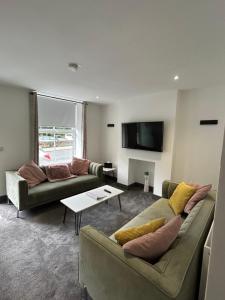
39;126;75;165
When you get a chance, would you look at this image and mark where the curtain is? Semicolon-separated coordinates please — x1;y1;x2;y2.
82;103;87;159
30;91;39;164
75;102;87;159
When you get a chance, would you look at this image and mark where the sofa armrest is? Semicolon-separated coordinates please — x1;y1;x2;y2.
5;171;28;210
162;180;179;199
79;226;176;300
88;162;103;179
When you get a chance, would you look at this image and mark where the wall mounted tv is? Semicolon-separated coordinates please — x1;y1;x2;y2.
122;121;164;152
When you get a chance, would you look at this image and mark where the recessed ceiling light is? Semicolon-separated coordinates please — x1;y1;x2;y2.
96;96;100;99
68;62;80;72
174;75;179;81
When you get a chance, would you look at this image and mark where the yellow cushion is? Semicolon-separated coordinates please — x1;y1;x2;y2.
169;182;197;215
114;217;165;246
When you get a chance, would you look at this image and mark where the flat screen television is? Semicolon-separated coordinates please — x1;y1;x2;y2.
122;121;164;152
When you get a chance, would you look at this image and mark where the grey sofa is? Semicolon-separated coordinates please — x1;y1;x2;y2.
79;180;215;300
6;162;103;217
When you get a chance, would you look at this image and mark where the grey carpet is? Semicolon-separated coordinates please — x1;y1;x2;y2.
0;184;155;300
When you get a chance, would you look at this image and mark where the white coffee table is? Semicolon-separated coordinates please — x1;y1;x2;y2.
60;185;124;235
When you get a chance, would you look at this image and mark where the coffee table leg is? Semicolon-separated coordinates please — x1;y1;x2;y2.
75;213;78;235
78;212;82;231
118;195;122;211
75;212;82;235
63;206;67;224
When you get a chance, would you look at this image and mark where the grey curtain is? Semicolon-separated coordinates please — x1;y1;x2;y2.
30;91;39;164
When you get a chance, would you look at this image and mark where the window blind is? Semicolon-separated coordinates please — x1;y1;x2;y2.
38;96;75;127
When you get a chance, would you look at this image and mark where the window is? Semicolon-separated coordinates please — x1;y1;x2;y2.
39;126;75;165
37;95;85;165
38;95;76;165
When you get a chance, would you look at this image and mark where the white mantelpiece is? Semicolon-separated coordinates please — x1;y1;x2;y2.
117;147;174;196
128;159;155;188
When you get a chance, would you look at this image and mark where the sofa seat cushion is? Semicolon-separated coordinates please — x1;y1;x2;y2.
28;175;100;207
110;198;179;242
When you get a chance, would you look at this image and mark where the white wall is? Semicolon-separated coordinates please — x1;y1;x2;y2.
0;84;30;196
100;91;178;195
205;130;225;300
0;86;102;196
172;87;225;189
1;83;225;197
100;103;120;167
86;102;102;163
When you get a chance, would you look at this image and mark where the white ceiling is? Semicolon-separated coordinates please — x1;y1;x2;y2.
0;0;225;102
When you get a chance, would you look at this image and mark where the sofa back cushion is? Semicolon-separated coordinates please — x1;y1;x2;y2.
18;161;47;188
162;180;179;199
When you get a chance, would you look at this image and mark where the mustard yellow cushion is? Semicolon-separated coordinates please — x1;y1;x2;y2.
114;217;165;246
169;182;197;215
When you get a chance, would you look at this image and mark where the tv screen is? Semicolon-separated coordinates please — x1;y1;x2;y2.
122;122;164;152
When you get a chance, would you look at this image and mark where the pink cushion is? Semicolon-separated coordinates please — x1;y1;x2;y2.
123;216;182;261
18;161;47;188
184;184;212;214
45;164;76;182
70;157;90;175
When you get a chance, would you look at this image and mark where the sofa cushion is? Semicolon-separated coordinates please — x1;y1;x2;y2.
114;217;165;246
18;161;47;188
71;157;90;175
184;184;212;214
169;182;196;215
28;175;100;206
123;216;182;261
45;164;76;182
110;198;180;242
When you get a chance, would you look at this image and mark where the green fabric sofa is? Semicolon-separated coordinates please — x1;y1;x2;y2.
5;162;103;217
79;180;215;300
